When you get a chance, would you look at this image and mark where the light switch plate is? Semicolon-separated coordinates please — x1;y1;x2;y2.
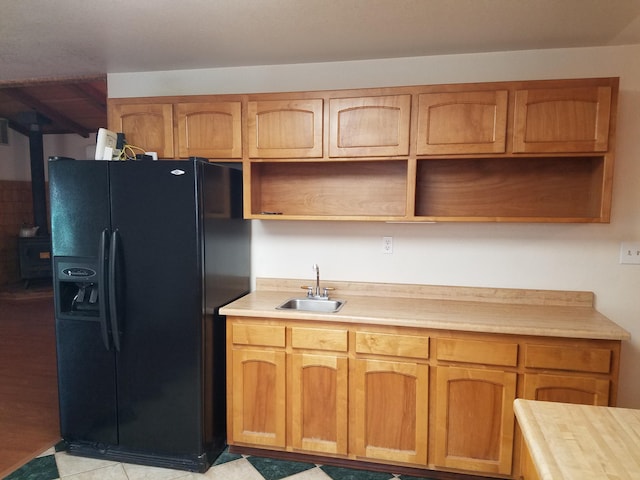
620;242;640;264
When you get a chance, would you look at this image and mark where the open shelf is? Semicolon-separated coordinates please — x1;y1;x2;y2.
415;156;606;220
249;160;408;218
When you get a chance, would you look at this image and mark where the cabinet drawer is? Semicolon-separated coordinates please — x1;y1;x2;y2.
232;324;285;347
525;344;611;373
355;332;429;359
436;338;518;367
291;327;348;352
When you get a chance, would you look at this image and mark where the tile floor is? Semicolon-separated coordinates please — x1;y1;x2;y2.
4;444;439;480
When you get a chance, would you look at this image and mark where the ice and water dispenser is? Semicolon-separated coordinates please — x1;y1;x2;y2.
54;258;102;319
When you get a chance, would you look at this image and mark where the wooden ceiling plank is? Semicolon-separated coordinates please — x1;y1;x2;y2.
70;83;107;112
3;87;92;137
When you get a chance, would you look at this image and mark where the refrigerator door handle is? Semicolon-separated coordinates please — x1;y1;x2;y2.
98;229;111;351
108;229;122;352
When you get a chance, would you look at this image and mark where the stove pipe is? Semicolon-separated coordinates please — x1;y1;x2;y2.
28;122;48;235
17;111;50;236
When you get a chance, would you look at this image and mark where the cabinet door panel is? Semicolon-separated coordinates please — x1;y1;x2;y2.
513;86;611;153
523;373;610;406
417;90;508;155
109;103;174;158
353;358;428;464
176;102;242;158
231;349;286;447
248;99;323;158
291;353;348;455
434;366;516;475
330;95;411;157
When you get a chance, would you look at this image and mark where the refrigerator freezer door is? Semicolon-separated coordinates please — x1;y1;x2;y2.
49;159;118;445
49;160;111;258
108;161;204;455
56;319;118;444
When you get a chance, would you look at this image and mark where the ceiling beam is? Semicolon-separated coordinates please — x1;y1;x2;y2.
70;82;107;113
3;87;92;137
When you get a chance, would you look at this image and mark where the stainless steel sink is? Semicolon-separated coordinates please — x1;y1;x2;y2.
277;297;346;313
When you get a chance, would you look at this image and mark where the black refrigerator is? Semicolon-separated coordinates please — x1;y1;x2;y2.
48;157;250;472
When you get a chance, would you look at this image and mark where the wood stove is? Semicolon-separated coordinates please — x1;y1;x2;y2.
18;236;52;287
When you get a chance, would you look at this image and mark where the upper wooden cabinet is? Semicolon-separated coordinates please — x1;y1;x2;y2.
513;85;612;153
329;95;411;157
108;97;243;160
176;102;242;158
108;103;174;158
246;160;408;219
248;99;323;158
417;90;508;155
107;77;619;223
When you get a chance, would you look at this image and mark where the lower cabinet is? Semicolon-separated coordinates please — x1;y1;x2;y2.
433;366;517;475
519;444;541;480
522;342;612;405
523;373;610;405
230;348;286;448
290;352;349;455
352;358;429;464
289;326;349;455
228;323;287;447
226;318;621;479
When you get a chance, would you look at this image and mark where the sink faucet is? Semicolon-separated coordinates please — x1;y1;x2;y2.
303;264;333;299
313;263;320;297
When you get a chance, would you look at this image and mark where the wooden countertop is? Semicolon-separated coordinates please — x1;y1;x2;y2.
219;278;630;340
514;399;640;480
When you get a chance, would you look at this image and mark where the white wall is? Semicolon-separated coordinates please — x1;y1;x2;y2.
0;131;96;181
0;129;30;180
111;44;639;408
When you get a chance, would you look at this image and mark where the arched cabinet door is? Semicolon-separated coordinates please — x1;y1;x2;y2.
290;353;348;455
228;322;286;448
108;103;174;159
433;366;517;476
513;85;612;153
176;102;242;159
352;358;429;465
523;374;610;405
329;95;411;157
248;99;323;158
417;90;508;155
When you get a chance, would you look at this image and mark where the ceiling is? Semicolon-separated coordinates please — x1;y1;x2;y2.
2;0;640;137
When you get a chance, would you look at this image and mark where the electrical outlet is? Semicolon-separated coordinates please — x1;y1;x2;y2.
620;242;640;264
382;236;393;254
